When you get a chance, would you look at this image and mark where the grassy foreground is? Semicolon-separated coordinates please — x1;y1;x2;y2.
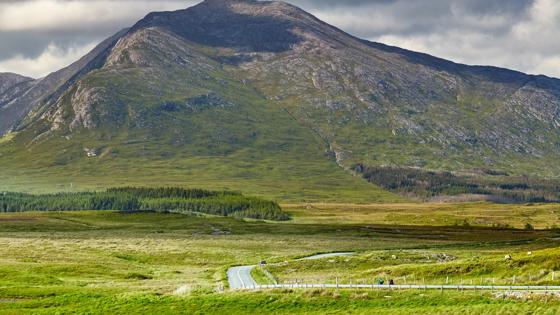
0;207;559;314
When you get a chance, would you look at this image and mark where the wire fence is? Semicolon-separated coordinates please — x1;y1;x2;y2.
235;271;560;292
280;271;559;287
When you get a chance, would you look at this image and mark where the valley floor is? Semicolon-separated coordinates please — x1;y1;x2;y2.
1;204;559;314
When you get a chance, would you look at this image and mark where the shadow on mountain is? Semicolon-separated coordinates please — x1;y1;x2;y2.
131;1;303;53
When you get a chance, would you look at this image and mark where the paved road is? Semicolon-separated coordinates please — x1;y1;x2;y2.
227;265;258;289
227;252;354;290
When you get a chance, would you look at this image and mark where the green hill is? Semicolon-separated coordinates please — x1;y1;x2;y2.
1;0;559;201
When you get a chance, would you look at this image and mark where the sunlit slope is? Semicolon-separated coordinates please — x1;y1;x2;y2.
0;29;396;202
2;0;560;200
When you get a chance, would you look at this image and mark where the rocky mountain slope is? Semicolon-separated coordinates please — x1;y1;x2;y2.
1;0;559;199
0;73;36;129
0;29;128;135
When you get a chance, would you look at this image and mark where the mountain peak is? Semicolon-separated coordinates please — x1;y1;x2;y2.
130;0;317;52
4;0;560;184
202;0;256;4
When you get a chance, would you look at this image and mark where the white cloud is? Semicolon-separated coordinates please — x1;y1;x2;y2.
0;0;194;32
310;0;560;78
0;42;97;78
0;0;198;77
1;0;560;78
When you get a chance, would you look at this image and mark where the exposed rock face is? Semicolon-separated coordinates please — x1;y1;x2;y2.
0;73;36;111
3;0;560;177
0;29;128;136
0;73;33;96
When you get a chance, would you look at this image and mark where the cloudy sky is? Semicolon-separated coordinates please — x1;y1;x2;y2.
0;0;558;78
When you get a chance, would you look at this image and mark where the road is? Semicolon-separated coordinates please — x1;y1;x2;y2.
227;252;354;290
227;265;258;289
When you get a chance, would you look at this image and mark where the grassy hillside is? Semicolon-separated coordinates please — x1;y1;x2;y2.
0;37;399;202
2;1;560;201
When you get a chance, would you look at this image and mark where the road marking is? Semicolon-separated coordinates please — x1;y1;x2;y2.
227;252;353;290
237;267;245;289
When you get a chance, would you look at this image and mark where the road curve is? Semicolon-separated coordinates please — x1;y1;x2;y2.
227;265;258;289
227;252;354;290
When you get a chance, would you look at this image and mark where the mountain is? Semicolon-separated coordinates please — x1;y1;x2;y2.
0;73;36;130
1;0;559;200
0;73;33;95
0;29;129;136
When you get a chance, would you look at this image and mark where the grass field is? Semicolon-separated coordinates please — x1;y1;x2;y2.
284;202;560;229
1;207;560;314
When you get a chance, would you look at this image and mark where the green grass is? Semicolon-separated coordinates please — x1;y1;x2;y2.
266;246;560;286
0;132;16;145
1;209;560;313
2;290;560;315
251;266;277;285
283;202;560;229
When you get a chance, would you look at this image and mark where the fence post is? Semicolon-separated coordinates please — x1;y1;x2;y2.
336;277;339;290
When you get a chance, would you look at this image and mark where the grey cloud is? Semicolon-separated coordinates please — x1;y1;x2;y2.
0;31;102;60
0;0;559;78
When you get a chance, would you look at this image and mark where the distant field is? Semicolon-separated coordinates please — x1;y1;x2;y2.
1;208;560;314
284;202;560;229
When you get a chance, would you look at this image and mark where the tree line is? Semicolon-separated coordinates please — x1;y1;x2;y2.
0;187;289;221
354;164;560;202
